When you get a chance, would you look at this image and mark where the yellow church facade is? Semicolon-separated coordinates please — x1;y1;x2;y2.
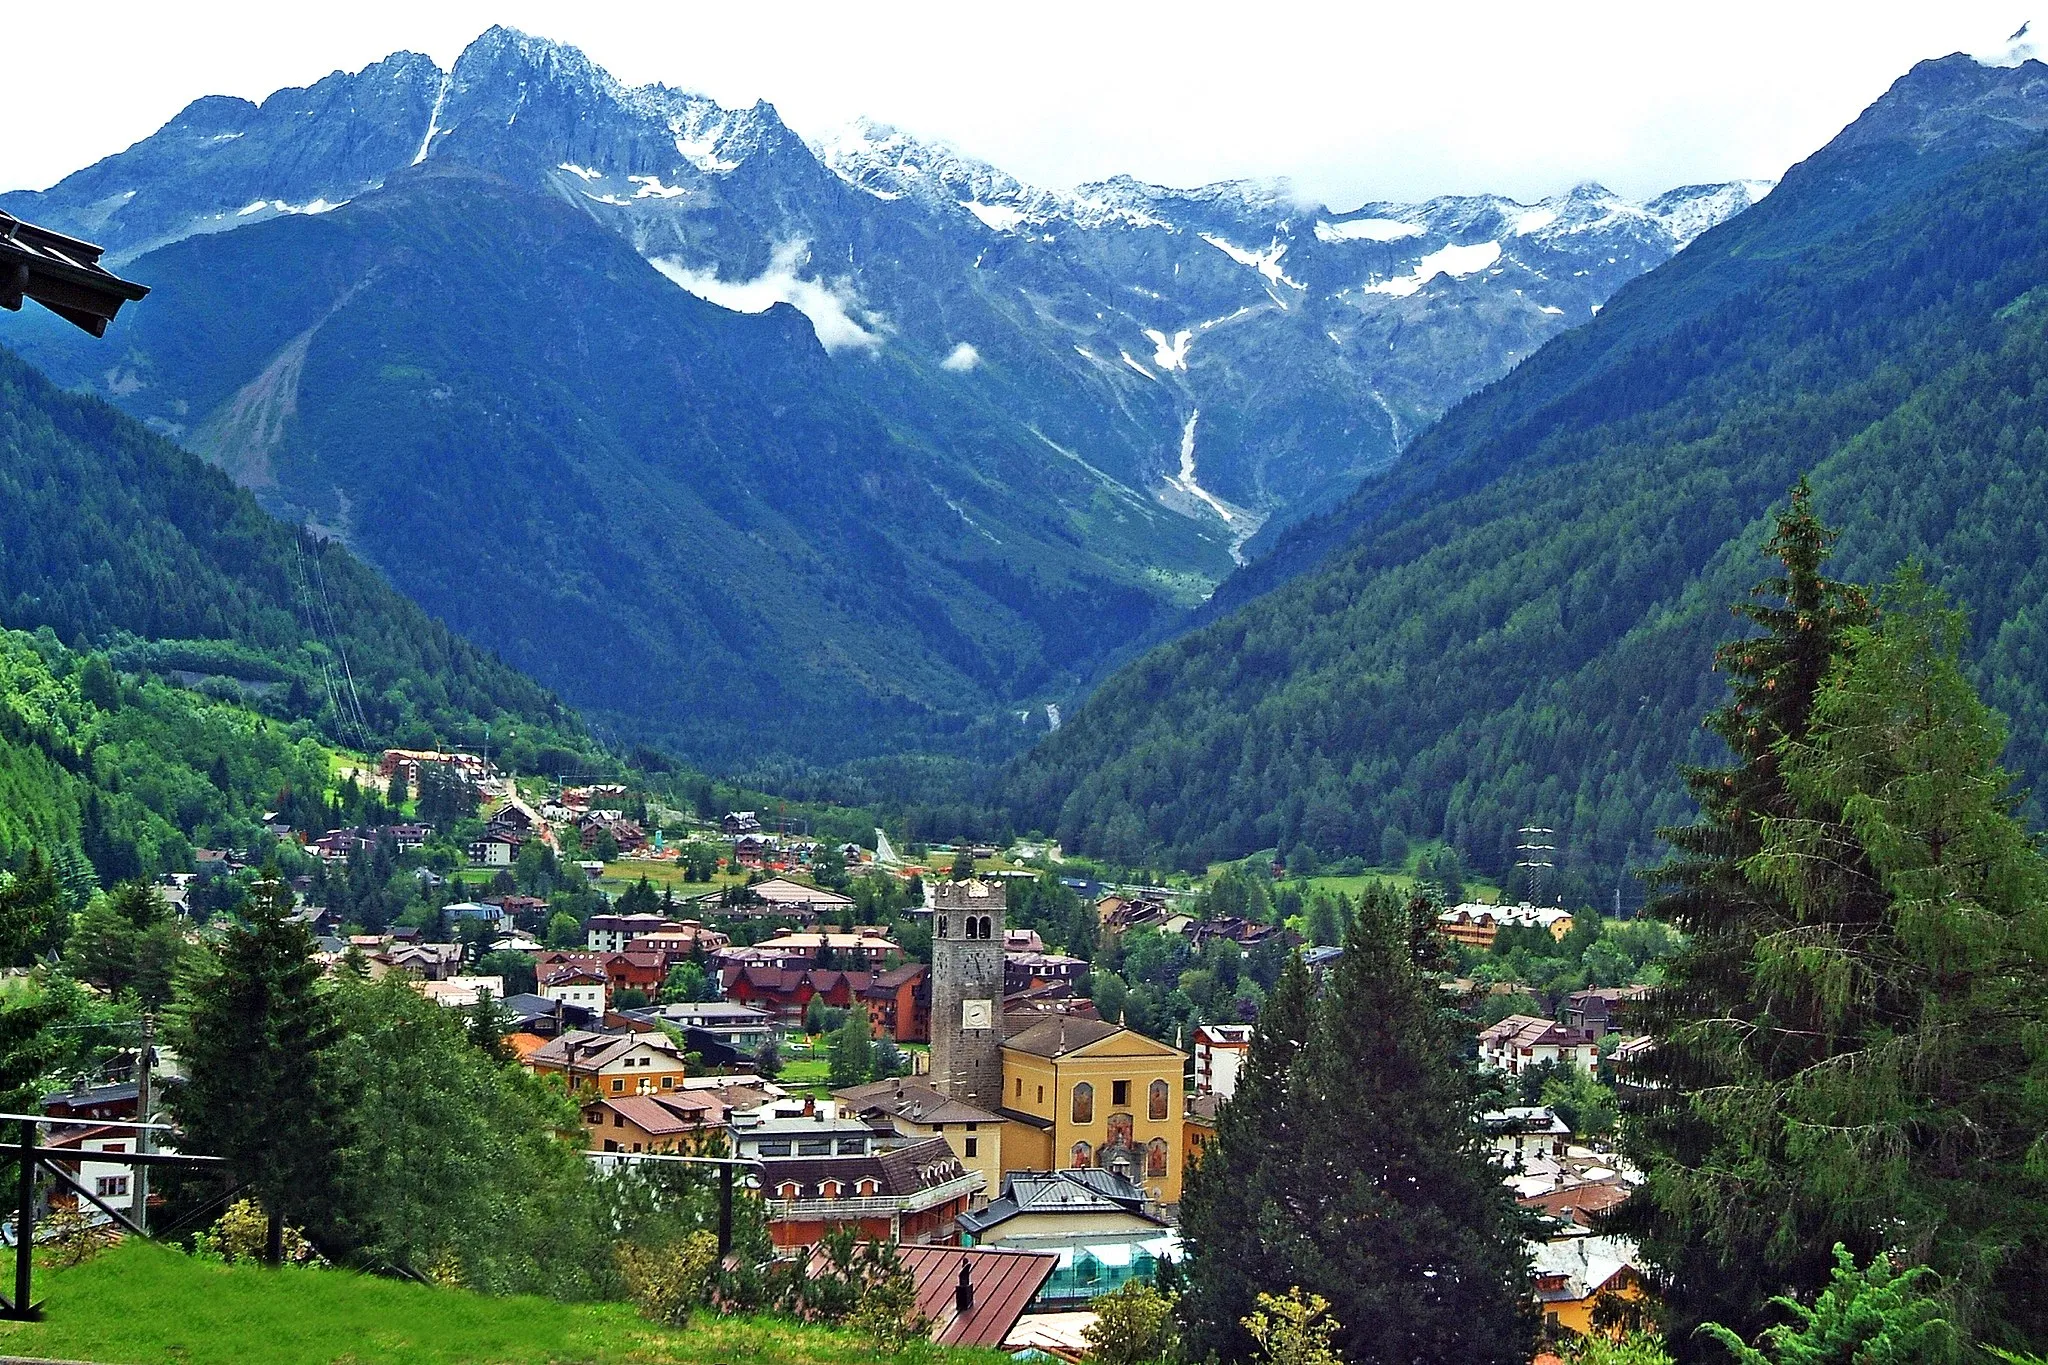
997;1017;1189;1206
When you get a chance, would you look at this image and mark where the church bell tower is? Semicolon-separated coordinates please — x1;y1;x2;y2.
931;878;1005;1108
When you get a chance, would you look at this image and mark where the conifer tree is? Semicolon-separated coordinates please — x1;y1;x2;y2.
170;873;356;1258
1622;485;1875;1348
1628;497;2048;1353
1179;951;1318;1364
1287;891;1534;1365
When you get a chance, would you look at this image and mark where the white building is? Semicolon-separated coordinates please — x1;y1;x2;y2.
417;975;507;1008
1476;1015;1602;1076
1191;1023;1255;1099
540;967;608;1013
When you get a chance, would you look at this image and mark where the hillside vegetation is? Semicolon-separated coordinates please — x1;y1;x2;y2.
0;1240;1005;1365
0;342;582;762
1011;57;2048;885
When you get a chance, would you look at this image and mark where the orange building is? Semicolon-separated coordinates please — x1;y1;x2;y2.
524;1029;688;1098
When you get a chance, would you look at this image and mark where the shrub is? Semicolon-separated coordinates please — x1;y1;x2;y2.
615;1231;719;1327
1084;1280;1179;1364
194;1198;317;1265
1243;1287;1342;1365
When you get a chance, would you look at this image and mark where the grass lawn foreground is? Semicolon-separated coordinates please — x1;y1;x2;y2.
0;1240;1008;1365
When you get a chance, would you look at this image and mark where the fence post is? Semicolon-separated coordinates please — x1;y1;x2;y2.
718;1162;733;1255
14;1119;33;1315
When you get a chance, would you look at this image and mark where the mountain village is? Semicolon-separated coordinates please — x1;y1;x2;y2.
24;746;1656;1357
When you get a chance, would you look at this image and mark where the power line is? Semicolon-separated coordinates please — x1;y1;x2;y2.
285;534;351;740
1513;825;1556;906
305;540;372;742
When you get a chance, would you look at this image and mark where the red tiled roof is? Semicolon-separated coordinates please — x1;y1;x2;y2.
592;1095;719;1136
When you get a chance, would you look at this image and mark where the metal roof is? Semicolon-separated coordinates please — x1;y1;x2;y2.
897;1244;1058;1348
0;211;148;336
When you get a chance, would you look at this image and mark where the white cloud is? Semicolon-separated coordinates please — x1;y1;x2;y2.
650;241;881;353
940;342;980;371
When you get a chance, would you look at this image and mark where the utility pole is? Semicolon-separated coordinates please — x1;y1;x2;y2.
133;1015;153;1235
1514;826;1556;906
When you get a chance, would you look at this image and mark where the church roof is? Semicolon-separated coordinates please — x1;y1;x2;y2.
1000;1016;1124;1058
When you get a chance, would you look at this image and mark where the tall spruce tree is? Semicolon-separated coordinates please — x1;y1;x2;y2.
170;873;356;1257
1287;890;1534;1364
1621;485;1876;1350
1179;951;1319;1363
1628;495;2048;1354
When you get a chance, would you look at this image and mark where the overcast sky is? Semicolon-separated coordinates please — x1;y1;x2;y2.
4;3;2037;206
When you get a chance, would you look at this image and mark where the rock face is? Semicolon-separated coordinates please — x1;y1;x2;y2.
0;26;1766;764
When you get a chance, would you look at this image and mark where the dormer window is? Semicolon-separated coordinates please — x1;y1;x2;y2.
857;1177;880;1196
820;1180;844;1199
777;1181;802;1199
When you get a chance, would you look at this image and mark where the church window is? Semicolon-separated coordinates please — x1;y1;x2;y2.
1112;1079;1130;1107
1146;1138;1169;1178
1071;1082;1094;1124
940;916;950;938
1150;1079;1171;1121
1106;1113;1134;1147
1070;1141;1092;1167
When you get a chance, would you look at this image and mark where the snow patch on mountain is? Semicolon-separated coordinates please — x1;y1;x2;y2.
413;72;451;166
941;342;980;371
1315;217;1423;243
558;162;603;181
236;198;348;218
1145;328;1193;371
651;242;882;353
1366;239;1502;295
1200;234;1305;290
629;174;689;199
1646;180;1776;248
963;200;1027;232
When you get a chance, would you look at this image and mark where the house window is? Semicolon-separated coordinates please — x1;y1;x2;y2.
759;1141;792;1157
661;1076;674;1088
798;1139;832;1156
1037;1085;1044;1104
1072;1083;1094;1124
612;1079;624;1092
1149;1079;1170;1122
613;1114;625;1128
964;1137;979;1158
1146;1138;1169;1178
838;1138;867;1154
1015;1077;1023;1099
1112;1079;1130;1108
95;1176;129;1198
1070;1141;1092;1168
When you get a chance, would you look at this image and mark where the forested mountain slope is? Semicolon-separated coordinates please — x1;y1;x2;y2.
1010;54;2048;885
0;342;580;761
